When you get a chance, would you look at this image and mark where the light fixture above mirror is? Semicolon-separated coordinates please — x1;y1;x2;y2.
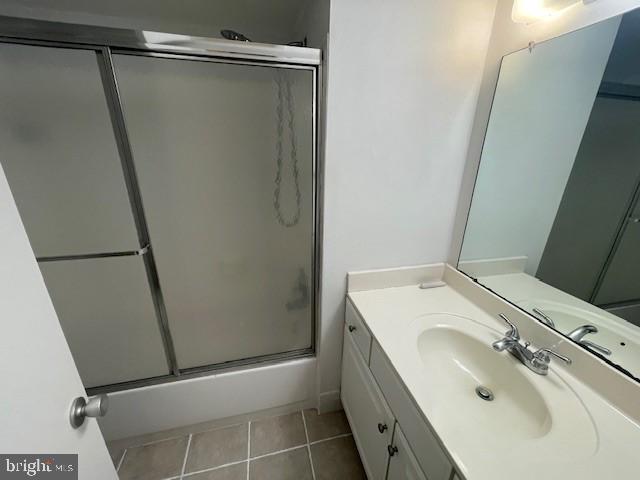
512;0;597;24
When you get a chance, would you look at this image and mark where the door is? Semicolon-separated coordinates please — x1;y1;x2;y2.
387;424;428;480
0;165;115;476
112;54;315;370
341;327;394;480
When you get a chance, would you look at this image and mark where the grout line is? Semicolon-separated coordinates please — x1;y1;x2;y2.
246;421;251;480
116;449;127;472
250;444;308;461
126;420;249;449
181;459;247;478
181;431;352;477
309;433;352;446
122;417;354;479
179;434;192;479
301;410;317;480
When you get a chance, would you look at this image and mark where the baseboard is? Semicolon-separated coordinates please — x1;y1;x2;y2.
99;357;316;441
318;389;342;414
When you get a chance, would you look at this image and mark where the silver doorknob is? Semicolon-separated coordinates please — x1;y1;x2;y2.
69;394;109;429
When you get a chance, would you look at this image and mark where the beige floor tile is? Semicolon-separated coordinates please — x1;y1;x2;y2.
310;436;366;480
249;447;312;480
250;412;306;457
184;462;247;480
303;408;351;442
185;424;248;473
118;436;188;480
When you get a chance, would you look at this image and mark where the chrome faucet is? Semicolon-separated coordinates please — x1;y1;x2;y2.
492;314;572;375
566;325;611;356
532;307;555;328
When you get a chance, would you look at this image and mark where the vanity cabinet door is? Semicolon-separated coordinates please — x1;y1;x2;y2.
370;341;453;480
387;423;428;480
341;327;394;480
345;299;373;362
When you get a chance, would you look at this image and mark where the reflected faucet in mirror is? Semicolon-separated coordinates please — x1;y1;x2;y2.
567;325;612;356
532;307;555;328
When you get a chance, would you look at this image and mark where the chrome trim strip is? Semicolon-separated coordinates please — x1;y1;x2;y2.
36;244;150;263
0;15;321;65
86;348;314;395
96;47;180;377
111;48;318;70
311;63;321;354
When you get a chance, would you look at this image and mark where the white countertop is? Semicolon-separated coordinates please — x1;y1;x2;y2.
348;282;640;479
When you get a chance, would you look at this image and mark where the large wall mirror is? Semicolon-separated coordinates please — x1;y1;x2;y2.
459;8;640;381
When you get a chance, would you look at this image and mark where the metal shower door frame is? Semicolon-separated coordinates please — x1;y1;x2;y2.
0;16;322;395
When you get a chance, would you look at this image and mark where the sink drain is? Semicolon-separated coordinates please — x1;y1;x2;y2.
475;386;494;401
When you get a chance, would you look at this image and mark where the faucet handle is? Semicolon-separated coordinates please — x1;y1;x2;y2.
498;314;519;340
533;348;572;365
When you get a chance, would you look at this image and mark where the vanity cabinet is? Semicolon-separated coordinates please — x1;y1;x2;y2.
341;300;456;480
345;300;372;361
387;423;428;480
341;324;394;479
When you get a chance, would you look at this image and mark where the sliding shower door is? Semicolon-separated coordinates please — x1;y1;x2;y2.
113;54;315;370
0;36;316;391
0;43;171;388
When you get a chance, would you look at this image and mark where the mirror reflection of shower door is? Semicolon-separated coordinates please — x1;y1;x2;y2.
113;54;315;370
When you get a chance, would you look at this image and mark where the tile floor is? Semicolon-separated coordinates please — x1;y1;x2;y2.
108;409;366;480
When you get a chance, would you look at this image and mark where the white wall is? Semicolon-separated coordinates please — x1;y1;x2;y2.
317;0;497;408
450;0;640;266
460;17;620;275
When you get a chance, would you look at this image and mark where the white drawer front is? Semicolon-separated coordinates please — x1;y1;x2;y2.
370;340;452;480
387;423;428;480
345;299;372;362
341;329;394;480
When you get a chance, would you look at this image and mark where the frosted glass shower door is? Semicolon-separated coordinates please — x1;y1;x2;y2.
114;54;315;369
0;43;171;388
0;43;139;257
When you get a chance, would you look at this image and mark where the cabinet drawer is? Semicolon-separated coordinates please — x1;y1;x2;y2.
341;329;394;480
387;423;428;480
370;340;452;480
345;299;372;362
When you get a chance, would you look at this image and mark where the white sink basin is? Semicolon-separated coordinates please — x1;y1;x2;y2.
408;313;597;462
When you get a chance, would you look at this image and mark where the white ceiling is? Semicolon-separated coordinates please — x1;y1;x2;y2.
0;0;311;44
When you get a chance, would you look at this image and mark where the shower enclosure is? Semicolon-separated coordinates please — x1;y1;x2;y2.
0;17;320;394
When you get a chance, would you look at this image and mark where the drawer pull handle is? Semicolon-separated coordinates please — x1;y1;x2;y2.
377;423;388;434
387;445;398;457
348;325;357;332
